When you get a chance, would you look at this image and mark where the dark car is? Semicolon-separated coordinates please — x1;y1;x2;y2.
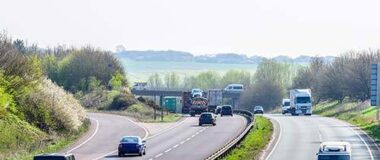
34;153;75;160
118;136;146;157
254;106;264;114
220;105;233;116
199;112;216;126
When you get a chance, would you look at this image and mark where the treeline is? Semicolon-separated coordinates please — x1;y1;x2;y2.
240;59;297;111
146;60;298;111
147;70;254;90
0;34;86;157
293;50;380;103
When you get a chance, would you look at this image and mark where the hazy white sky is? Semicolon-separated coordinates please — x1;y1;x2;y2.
1;0;379;57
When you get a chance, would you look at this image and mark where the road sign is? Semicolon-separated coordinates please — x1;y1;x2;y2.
371;64;380;106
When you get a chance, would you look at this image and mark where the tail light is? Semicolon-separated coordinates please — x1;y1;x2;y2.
118;144;123;148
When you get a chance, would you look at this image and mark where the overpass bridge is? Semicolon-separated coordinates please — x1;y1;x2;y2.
131;89;242;109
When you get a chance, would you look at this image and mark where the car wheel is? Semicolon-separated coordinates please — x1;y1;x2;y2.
143;149;146;155
199;123;202;126
139;151;143;156
118;152;123;157
213;123;216;126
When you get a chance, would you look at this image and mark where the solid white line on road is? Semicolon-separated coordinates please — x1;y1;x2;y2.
186;137;191;141
348;123;374;160
180;141;185;144
173;144;179;148
122;116;149;140
191;134;196;138
265;117;282;160
155;153;163;158
165;148;172;153
67;118;99;153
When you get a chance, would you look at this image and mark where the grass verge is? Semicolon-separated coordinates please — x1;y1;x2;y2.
92;103;182;123
2;119;90;160
314;100;380;141
223;116;273;160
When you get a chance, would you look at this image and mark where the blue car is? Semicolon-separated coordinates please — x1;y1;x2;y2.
118;136;146;157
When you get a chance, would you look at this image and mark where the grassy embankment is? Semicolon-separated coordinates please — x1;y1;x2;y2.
314;100;380;141
2;119;89;160
223;116;273;160
99;103;181;123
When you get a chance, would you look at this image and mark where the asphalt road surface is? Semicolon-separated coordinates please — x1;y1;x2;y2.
62;113;148;160
265;114;380;160
63;113;246;160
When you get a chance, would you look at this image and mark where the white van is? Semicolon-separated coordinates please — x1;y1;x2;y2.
282;99;291;114
224;84;244;92
317;141;351;160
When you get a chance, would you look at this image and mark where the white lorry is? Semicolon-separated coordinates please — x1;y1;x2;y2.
281;99;291;114
289;89;312;116
208;89;223;113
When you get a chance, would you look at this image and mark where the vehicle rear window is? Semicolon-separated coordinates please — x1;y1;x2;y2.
201;114;212;118
34;156;66;160
318;155;350;160
121;137;139;143
284;102;290;106
222;106;231;110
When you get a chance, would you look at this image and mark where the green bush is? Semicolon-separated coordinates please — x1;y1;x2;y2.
109;93;137;110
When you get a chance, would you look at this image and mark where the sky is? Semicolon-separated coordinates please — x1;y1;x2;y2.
0;0;380;57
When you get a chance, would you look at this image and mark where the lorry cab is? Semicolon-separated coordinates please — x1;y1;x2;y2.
317;141;351;160
191;88;203;98
290;89;313;116
282;99;291;114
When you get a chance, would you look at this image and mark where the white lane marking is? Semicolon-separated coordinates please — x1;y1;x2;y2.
191;134;196;138
122;116;149;140
173;144;179;148
92;115;150;160
180;141;185;144
155;153;163;158
265;117;282;160
146;117;189;140
165;148;172;153
348;124;374;160
149;159;153;160
186;137;191;141
318;125;323;142
67;118;99;153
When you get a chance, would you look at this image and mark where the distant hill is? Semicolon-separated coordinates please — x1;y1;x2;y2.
115;50;335;64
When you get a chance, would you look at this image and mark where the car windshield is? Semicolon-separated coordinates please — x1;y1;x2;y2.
296;97;311;103
121;137;139;143
318;155;350;160
284;102;290;106
201;114;212;118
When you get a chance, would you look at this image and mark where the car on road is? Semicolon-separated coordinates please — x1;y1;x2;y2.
118;136;146;157
316;141;351;160
224;84;244;92
282;98;291;114
215;105;222;115
199;112;216;126
254;106;264;114
132;82;147;90
34;153;75;160
220;105;233;116
191;88;203;98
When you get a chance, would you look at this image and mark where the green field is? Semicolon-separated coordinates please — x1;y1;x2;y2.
120;59;258;82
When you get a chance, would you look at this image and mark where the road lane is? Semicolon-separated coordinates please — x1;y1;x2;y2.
104;115;247;160
265;114;380;160
62;113;148;160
